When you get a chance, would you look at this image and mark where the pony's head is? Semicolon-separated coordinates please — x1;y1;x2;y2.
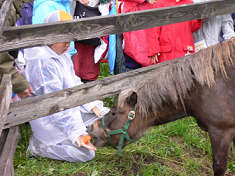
87;89;147;151
87;86;186;152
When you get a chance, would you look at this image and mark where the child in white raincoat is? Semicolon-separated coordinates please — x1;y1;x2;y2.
25;10;109;162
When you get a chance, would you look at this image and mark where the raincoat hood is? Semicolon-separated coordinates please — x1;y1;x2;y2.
23;45;72;63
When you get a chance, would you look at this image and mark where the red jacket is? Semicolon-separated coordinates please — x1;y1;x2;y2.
153;0;203;63
73;43;100;81
122;0;159;67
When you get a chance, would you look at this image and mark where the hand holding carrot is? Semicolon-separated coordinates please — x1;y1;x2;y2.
76;135;96;151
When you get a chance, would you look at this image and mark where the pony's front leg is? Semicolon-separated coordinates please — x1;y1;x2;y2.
209;128;233;176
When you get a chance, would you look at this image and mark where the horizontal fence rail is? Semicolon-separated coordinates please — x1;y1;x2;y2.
0;0;235;52
5;57;183;129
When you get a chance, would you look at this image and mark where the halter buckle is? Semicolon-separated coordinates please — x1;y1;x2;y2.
128;111;135;120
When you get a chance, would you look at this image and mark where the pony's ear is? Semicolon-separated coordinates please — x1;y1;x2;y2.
118;89;137;108
126;91;137;108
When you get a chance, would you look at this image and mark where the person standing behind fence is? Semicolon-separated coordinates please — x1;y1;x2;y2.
150;0;203;63
0;53;32;99
14;1;33;71
24;10;109;162
72;0;103;83
0;1;33;99
121;0;160;71
193;0;235;51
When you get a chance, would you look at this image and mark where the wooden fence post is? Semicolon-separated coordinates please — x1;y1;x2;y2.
0;0;13;33
0;74;18;176
0;127;19;176
0;74;12;135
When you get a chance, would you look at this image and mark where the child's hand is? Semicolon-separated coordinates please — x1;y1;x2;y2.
149;54;159;64
76;135;96;151
92;106;102;117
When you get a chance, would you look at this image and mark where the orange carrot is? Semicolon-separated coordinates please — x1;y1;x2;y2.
84;135;92;144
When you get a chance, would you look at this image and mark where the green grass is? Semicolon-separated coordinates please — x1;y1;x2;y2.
14;118;235;176
14;63;235;176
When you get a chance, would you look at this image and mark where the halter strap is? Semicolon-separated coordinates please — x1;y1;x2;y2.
101;110;135;155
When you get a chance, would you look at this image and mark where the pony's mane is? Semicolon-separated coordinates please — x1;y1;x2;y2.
135;39;235;117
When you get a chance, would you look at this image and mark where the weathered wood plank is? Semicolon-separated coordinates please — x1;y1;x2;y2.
0;126;19;176
0;75;12;135
0;129;8;155
1;0;235;52
4;52;199;129
0;0;13;31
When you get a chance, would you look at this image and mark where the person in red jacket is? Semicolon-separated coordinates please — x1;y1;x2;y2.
121;0;159;70
152;0;203;63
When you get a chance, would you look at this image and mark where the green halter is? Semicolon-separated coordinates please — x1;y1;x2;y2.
101;110;135;155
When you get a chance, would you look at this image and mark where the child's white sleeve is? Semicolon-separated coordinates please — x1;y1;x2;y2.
49;107;87;145
82;100;104;112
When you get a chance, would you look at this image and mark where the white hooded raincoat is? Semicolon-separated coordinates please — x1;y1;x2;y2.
24;46;109;162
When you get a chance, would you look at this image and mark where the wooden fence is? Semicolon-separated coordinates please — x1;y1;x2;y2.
0;0;235;175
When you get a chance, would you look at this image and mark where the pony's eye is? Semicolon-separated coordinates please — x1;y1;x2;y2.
112;112;116;116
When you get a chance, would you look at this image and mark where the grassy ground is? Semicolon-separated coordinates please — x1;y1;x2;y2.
14;63;235;176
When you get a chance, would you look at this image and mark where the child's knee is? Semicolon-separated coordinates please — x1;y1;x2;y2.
68;148;95;162
79;150;95;162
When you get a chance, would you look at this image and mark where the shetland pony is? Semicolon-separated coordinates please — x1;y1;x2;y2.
88;39;235;176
